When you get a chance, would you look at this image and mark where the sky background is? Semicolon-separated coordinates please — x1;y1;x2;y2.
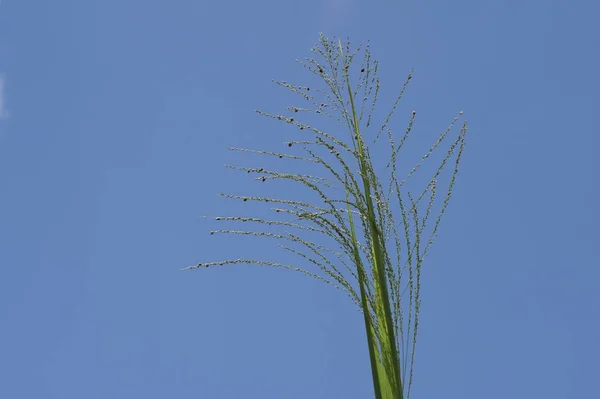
1;1;599;398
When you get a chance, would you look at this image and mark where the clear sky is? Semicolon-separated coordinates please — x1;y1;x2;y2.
1;1;598;398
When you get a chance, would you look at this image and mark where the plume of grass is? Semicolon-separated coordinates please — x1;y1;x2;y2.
186;34;467;399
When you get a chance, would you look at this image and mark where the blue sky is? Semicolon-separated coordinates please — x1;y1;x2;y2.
1;1;598;398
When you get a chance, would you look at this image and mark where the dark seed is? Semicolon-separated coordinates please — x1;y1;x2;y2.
361;68;365;72
288;143;293;147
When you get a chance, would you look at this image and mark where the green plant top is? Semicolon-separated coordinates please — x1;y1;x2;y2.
186;34;467;399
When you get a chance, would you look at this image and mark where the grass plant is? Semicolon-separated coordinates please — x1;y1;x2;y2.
186;34;467;399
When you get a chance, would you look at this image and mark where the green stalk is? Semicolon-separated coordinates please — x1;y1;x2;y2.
346;185;384;399
338;40;403;398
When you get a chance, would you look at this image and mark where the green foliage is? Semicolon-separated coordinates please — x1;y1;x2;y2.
187;34;467;399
